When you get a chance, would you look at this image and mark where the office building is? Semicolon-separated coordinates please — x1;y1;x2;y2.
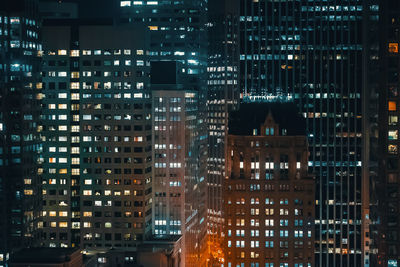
224;103;314;267
40;21;153;249
0;0;42;265
151;61;205;266
221;0;380;265
372;1;400;266
119;1;208;265
207;0;240;252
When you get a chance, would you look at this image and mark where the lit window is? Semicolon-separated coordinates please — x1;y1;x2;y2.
389;101;397;111
83;190;92;196
389;144;398;154
120;1;131;7
389;43;399;53
24;189;33;195
58;50;67;55
70;50;79;57
70;82;79;89
389;130;398;140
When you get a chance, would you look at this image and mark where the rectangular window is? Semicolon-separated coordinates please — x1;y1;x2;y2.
389;130;398;140
389;43;399;53
121;1;131;7
389;101;397;111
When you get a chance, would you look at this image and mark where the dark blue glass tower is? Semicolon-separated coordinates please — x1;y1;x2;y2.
220;0;379;266
0;0;42;265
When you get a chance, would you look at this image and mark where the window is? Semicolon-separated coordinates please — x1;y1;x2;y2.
265;241;274;248
265;219;274;226
389;43;399;53
280;219;289;226
70;50;79;57
389;115;398;125
389;130;398;140
389;144;398;154
280;230;289;237
265;198;274;205
121;1;131;7
389;101;397;111
265;230;274;237
265;208;274;215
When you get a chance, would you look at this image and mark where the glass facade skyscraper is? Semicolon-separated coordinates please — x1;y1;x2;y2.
224;0;379;266
0;0;42;265
207;0;240;252
373;1;400;266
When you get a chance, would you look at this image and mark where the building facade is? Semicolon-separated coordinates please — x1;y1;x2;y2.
224;104;314;267
218;0;380;265
118;1;209;265
207;0;240;254
0;0;42;265
373;0;400;266
152;81;202;266
40;22;153;249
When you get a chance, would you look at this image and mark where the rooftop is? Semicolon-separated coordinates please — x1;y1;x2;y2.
10;248;80;264
228;103;306;136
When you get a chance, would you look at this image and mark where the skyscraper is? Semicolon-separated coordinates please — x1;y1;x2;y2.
118;1;208;265
0;0;42;265
219;0;379;266
372;1;400;266
207;0;240;250
40;21;153;248
151;61;204;265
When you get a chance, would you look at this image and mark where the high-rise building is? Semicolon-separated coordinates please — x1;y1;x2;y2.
372;1;400;266
118;1;209;265
207;0;240;250
0;0;42;265
40;21;153;249
224;103;314;267
151;61;204;265
217;1;380;265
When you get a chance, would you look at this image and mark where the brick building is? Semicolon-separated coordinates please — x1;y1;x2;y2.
224;103;315;267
